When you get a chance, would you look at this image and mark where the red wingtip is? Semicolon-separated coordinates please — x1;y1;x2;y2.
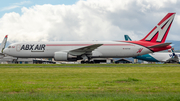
5;35;8;38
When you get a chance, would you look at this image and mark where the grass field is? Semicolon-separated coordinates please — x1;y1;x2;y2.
0;64;180;101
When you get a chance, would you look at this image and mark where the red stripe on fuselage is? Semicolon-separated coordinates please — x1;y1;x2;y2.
46;44;92;46
103;44;134;46
46;44;135;46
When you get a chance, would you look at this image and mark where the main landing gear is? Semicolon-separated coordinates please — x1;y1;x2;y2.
80;55;94;64
81;60;94;64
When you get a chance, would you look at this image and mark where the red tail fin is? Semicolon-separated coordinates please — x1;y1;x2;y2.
141;13;175;43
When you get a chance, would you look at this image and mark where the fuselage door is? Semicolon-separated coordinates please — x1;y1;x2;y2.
16;44;21;52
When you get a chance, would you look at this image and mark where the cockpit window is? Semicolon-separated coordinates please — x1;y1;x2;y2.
8;46;11;48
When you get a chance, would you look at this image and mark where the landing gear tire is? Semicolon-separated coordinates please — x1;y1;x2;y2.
89;61;94;64
81;61;94;64
81;61;85;64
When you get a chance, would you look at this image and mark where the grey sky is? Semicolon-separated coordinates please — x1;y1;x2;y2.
0;0;179;43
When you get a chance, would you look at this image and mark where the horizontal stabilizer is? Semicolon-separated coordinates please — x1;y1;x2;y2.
148;43;171;48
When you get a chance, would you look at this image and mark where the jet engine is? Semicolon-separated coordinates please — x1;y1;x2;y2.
54;52;78;61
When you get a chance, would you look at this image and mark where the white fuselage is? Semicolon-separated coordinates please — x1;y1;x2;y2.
4;41;152;58
136;52;180;62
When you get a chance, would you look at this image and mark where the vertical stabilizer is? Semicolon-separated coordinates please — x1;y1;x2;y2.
124;35;132;41
141;13;175;43
0;35;8;53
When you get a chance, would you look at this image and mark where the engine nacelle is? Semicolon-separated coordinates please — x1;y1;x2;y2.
54;52;78;61
0;54;4;59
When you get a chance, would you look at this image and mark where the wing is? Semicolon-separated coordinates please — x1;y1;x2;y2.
69;44;103;56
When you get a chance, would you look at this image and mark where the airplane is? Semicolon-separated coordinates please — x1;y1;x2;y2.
3;13;176;63
124;35;179;63
134;50;179;63
0;35;8;58
124;35;132;41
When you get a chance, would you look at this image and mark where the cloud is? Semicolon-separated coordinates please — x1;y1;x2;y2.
0;1;31;12
14;1;31;6
0;6;20;12
0;0;180;43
